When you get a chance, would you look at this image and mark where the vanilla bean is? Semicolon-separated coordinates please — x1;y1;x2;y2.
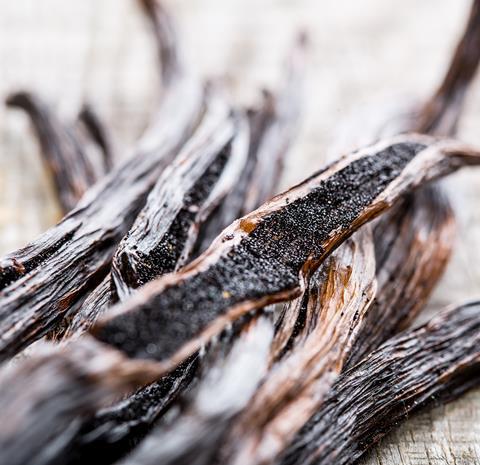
93;8;479;461
345;188;455;367
78;104;115;172
347;0;480;362
279;0;480;374
0;0;204;361
91;135;480;370
58;0;195;339
111;100;249;300
62;78;297;465
98;5;480;465
279;301;480;465
6;92;106;212
413;0;480;135
223;182;455;464
220;229;376;465
65;93;248;338
139;0;180;86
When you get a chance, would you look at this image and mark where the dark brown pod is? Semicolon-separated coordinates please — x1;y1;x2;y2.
220;185;455;465
6;93;110;212
77;104;115;173
345;187;455;367
111;98;249;301
279;301;480;465
92;134;480;370
139;0;181;86
346;0;480;364
219;230;376;465
413;0;480;135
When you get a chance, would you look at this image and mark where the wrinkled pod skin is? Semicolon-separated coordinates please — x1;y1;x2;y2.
92;135;480;370
219;185;455;465
279;301;480;465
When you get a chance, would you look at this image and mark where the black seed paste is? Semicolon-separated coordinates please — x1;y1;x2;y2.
119;145;231;288
95;142;426;360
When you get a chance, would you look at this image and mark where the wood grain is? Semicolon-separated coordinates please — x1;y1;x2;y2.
0;0;479;463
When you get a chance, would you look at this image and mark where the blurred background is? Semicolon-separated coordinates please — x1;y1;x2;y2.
0;0;479;463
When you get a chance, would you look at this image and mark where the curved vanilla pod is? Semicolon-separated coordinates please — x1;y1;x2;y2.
279;301;480;465
228;186;455;465
56;0;195;339
0;338;164;465
193;34;308;256
91;135;480;369
6;92;107;212
118;316;274;465
345;188;455;367
414;0;480;135
78;104;115;172
62;104;249;465
111;102;249;300
0;73;204;362
139;0;180;86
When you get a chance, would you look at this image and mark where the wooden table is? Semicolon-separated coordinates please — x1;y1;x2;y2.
0;0;478;463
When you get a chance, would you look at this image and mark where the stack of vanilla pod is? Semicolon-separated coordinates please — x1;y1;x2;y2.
1;1;480;465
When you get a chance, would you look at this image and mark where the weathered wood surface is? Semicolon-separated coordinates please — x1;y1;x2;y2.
0;0;479;463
